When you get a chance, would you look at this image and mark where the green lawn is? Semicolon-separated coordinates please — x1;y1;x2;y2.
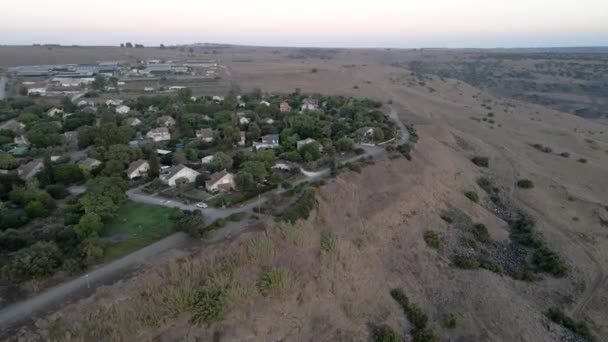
101;201;176;262
182;188;212;201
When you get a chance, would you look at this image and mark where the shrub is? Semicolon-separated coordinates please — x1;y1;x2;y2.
390;288;409;310
533;245;567;277
412;329;438;342
517;179;534;189
578;158;588;164
439;214;453;224
372;325;401;342
259;267;295;297
546;308;592;340
464;191;479;203
226;212;247;222
471;156;489;167
442;313;458;329
354;147;366;155
190;288;226;325
280;189;317;223
472;224;491;244
408;304;429;330
320;232;338;255
560;152;570;158
246;237;274;263
479;259;503;274
454;256;479;269
423;230;440;249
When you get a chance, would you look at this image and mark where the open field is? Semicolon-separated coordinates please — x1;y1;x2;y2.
3;45;608;341
101;201;176;262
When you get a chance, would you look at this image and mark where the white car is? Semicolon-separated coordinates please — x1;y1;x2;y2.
196;202;208;209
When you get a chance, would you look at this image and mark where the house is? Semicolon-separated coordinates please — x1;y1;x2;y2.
27;88;46;96
156;115;176;127
77;100;90;107
195;128;214;142
0;119;25;134
126;159;150;179
206;170;235;192
297;138;317;150
265;118;275;124
301;98;319;111
239;117;250;125
201;155;214;164
8;146;29;157
146;127;171;142
272;163;291;171
115;105;130;114
47;108;64;117
238;131;246;146
125;117;142;126
63;131;79;149
259;100;271;107
356;127;375;141
144;87;155;92
253;134;280;150
78;158;102;170
212;95;224;102
280;101;291;112
17;159;43;180
105;99;123;106
13;135;29;146
156;149;172;155
160;164;200;186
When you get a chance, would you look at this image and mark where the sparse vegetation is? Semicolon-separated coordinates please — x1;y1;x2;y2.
578;158;588;164
440;214;453;223
390;288;436;339
442;313;458;328
472;223;491;244
464;191;480;203
471;156;489;167
454;255;479;269
546;307;593;340
532;143;553;153
320;232;338;255
423;230;441;249
560;152;570;158
372;324;402;342
517;179;535;189
258;267;296;297
279;189;317;223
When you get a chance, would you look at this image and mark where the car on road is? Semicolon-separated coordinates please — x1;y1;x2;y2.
196;202;208;208
162;200;171;204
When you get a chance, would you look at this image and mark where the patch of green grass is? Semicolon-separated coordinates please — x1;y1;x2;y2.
472;223;491;244
181;188;212;201
102;201;176;262
320;232;338;255
454;255;479;269
258;267;296;297
423;230;440;249
464;191;479;203
372;324;402;342
471;156;489;167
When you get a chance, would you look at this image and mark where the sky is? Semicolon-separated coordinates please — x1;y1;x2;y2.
1;0;607;48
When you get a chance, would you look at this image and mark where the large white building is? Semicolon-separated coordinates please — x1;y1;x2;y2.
161;165;200;187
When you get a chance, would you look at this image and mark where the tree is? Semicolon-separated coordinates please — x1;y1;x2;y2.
211;152;233;171
373;128;385;142
101;159;125;176
52;163;84;185
148;152;160;178
106;144;142;164
94;123;134;147
17;112;38;123
26;122;62;147
25;200;49;218
125;42;133;48
80;177;127;220
246;122;261;142
221;126;239;145
170;210;206;238
172;150;187;165
0;229;31;252
299;142;321;162
91;76;106;90
240;161;267;181
0;152;18;170
335;137;354;151
177;87;193;101
7;241;62;280
235;171;256;192
77;125;96;149
74;212;103;239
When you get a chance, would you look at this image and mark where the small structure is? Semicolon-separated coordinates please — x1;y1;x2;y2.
156;149;172;155
206;170;235;192
156;115;176;127
265;118;275;124
144;87;155;92
239;117;250;125
17;159;43;180
161;164;200;186
13;135;29;146
272;163;291;171
125;117;142;126
77;100;90;107
259;100;271;107
126;159;150;179
195;128;214;142
212;96;224;102
146;127;171;142
238;131;246;146
105;99;123;106
253;134;280;150
301;98;319;111
47;108;64;117
63;131;79;149
0;119;25;134
78;158;102;171
27;88;47;96
297;138;317;150
279;101;291;112
115;105;130;115
201;155;214;164
8;146;29;157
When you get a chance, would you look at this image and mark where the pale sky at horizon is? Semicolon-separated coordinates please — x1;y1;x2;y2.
2;0;608;48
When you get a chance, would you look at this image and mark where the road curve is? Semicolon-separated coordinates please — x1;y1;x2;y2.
0;232;190;330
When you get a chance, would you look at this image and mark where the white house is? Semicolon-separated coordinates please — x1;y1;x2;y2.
47;108;63;117
239;117;250;125
144;87;155;92
105;99;123;106
125;117;142;126
77;100;90;107
126;159;150;179
161;165;200;186
78;158;102;171
156;115;176;127
206;170;235;192
146;127;171;142
27;88;46;96
115;105;130;114
301;98;319;111
212;95;224;102
259;100;271;107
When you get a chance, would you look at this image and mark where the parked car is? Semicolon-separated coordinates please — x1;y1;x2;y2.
196;202;208;208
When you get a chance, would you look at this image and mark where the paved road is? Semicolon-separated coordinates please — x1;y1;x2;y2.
0;76;7;101
0;107;407;330
0;232;190;330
